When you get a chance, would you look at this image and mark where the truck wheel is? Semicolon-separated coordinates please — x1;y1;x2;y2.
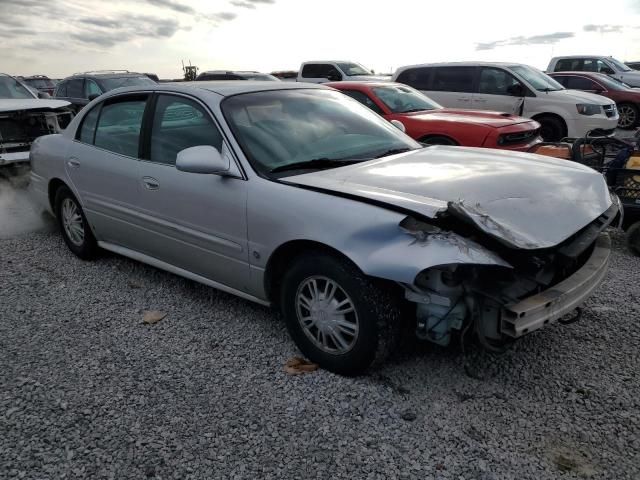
536;115;566;142
618;103;639;129
280;252;401;376
54;186;99;260
626;222;640;256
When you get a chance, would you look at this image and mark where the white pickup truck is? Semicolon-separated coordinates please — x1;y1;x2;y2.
297;61;389;83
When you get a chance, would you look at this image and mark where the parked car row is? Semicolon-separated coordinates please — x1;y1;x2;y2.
29;80;618;374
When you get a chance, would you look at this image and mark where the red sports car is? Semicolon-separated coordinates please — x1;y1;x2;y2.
327;81;541;151
548;71;640;129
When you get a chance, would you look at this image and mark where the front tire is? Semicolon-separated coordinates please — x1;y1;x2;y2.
54;186;98;260
280;252;401;376
536;115;566;142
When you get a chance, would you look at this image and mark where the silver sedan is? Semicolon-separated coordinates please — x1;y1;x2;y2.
30;81;617;375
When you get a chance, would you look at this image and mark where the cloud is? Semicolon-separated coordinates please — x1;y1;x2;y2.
72;13;181;47
231;0;275;8
583;24;623;33
476;32;574;50
145;0;195;14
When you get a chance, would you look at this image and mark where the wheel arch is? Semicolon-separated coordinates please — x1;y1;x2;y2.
48;178;69;213
418;134;460;146
531;112;567;138
264;239;365;305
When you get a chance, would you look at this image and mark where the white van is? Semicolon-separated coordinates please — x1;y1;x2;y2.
392;62;619;141
298;61;389;84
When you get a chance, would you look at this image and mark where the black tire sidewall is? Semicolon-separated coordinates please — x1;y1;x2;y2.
280;253;398;376
538;116;565;142
54;186;98;260
627;222;640;256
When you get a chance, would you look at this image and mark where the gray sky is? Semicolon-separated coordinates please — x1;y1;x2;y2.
1;0;639;78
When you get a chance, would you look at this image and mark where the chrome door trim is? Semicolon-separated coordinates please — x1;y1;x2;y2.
98;241;270;306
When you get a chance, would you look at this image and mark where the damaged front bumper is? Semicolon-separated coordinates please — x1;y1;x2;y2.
501;233;611;338
0;150;30;166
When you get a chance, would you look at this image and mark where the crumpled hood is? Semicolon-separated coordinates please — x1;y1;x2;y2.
282;146;613;250
408;109;533;128
0;99;71;113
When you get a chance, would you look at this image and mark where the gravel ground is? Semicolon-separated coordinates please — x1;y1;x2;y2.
1;162;640;479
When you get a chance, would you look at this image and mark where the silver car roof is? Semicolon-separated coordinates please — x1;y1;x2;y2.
103;80;327;98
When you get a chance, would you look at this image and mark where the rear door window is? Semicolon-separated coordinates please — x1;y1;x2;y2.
76;105;101;144
67;79;84;98
94;95;148;158
431;66;476;93
396;67;432;90
55;81;67;97
149;94;223;165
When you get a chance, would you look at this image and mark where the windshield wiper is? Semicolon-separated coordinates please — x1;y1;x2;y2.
538;87;561;93
270;158;361;174
400;108;428;113
374;147;413;159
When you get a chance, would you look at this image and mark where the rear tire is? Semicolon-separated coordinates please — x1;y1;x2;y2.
618;103;639;129
280;252;402;376
536;115;566;142
54;186;99;260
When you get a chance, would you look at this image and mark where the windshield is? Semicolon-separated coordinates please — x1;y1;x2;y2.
0;76;36;99
243;73;280;81
609;57;632;72
594;74;632;90
336;62;373;76
510;65;564;92
373;85;442;113
99;76;156;91
222;89;420;175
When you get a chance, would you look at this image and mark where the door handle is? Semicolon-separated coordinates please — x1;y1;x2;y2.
67;158;80;168
142;177;160;190
457;97;471;102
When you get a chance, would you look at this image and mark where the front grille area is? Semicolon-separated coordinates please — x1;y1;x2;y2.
603;104;617;118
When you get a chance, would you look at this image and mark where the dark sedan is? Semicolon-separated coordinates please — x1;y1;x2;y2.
548;71;640;129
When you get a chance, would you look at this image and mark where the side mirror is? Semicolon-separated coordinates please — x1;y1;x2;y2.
37;91;51;99
88;93;100;101
326;72;341;82
390;119;406;133
176;145;229;174
507;84;524;97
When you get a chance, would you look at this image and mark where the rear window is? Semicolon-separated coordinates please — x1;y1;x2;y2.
395;67;432;90
555;58;582;71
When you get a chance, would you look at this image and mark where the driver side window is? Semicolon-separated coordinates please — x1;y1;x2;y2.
84;79;102;98
478;68;520;95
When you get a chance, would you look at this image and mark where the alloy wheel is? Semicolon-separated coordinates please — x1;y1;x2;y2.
618;105;637;129
295;276;359;354
61;198;85;246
